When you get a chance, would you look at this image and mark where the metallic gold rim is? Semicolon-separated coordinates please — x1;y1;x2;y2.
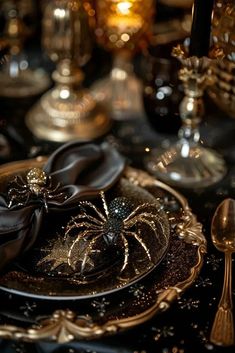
0;162;206;343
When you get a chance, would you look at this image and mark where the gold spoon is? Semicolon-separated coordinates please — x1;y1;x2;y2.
210;198;235;346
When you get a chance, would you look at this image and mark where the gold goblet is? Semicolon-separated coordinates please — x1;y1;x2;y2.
26;0;111;143
92;0;155;120
0;0;50;98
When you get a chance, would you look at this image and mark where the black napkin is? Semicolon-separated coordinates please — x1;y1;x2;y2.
0;141;125;270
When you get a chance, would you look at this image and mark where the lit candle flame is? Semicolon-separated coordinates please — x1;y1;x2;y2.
117;1;133;15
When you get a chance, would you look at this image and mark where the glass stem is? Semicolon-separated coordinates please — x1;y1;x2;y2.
178;93;204;149
111;51;134;81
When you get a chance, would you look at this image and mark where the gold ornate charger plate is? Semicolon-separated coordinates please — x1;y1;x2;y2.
0;159;170;299
0;159;206;343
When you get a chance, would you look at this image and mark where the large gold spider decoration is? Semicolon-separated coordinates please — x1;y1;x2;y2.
65;192;166;275
7;168;66;212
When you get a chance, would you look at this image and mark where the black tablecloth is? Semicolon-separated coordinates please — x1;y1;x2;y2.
0;51;235;353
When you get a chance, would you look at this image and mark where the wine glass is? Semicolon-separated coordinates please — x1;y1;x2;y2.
0;0;50;98
91;0;155;120
143;55;182;135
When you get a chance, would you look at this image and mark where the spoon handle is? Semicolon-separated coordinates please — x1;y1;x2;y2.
210;252;234;346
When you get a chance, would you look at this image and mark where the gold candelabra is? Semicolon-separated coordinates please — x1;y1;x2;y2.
26;0;111;142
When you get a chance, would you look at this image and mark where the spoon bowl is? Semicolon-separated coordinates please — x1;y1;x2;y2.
211;198;235;253
210;198;235;346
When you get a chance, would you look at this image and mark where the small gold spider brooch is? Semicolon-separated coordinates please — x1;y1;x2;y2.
7;168;66;212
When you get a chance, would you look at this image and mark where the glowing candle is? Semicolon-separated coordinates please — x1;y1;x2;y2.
106;1;143;34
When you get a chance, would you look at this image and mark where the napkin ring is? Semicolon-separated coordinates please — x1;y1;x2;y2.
7;168;66;212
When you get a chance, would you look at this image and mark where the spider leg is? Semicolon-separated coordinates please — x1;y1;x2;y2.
47;176;52;189
81;233;103;273
67;229;100;269
47;191;65;200
124;230;151;261
124;213;165;233
42;194;49;213
120;233;129;273
125;215;168;247
125;216;159;242
140;213;169;233
68;213;103;226
8;189;31;207
14;175;27;187
48;182;61;193
65;220;102;237
100;191;109;217
79;201;106;222
124;204;162;221
24;191;32;205
8;188;28;196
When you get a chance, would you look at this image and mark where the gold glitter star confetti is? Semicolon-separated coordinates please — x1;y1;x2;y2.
37;236;96;274
37;237;71;271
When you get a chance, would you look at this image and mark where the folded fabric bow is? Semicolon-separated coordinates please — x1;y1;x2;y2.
0;142;125;271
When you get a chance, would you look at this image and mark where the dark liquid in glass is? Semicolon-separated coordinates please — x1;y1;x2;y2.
143;56;183;134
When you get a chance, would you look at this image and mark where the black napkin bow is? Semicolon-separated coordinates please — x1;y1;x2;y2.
0;142;125;270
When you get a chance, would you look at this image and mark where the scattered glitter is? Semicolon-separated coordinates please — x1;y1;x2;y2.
19;302;37;317
162;251;176;266
91;297;110;317
206;254;222;271
193;322;215;350
11;343;27;353
191;322;198;329
162;196;179;212
215;187;229;197
205;343;215;350
178;297;200;310
195;276;212;288
118;300;126;307
129;283;145;299
208;297;217;307
152;325;175;341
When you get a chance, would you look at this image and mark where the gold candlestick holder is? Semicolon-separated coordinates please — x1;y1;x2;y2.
146;45;227;188
26;0;111;142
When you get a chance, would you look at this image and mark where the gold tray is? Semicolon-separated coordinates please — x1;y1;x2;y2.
0;159;206;343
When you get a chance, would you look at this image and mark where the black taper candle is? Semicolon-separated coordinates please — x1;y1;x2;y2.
189;0;214;57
